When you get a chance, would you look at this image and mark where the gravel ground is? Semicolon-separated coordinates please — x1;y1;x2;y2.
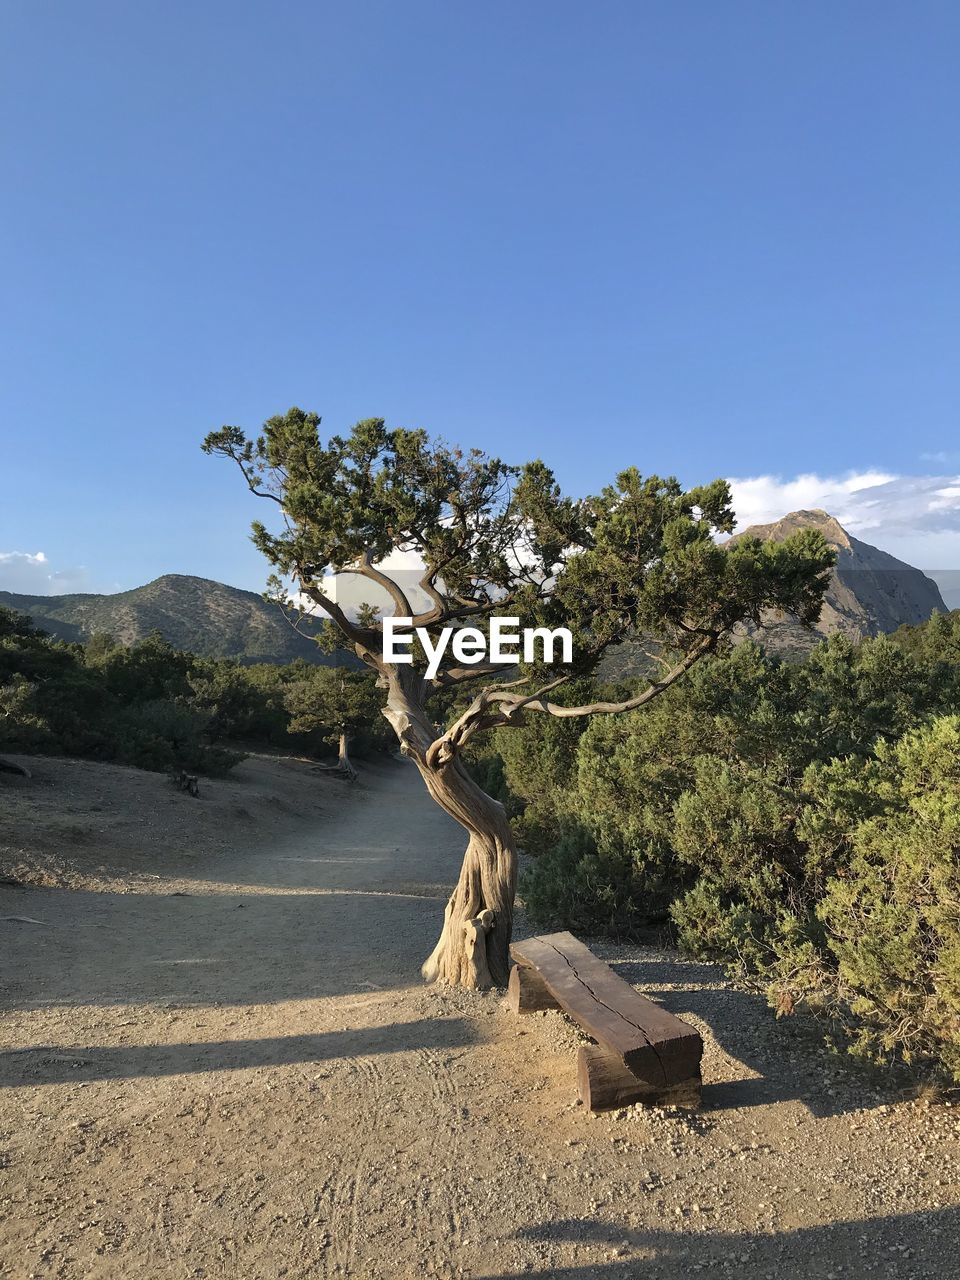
1;753;959;1279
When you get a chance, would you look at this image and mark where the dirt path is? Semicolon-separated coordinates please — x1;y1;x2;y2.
2;755;960;1279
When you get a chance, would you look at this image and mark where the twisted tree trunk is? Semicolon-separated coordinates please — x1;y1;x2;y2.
382;674;517;990
418;759;517;988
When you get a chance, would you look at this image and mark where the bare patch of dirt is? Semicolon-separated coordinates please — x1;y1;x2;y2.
1;753;959;1279
0;752;342;892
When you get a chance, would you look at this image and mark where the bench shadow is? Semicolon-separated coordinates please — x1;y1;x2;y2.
486;1205;960;1278
594;952;887;1118
0;1016;476;1088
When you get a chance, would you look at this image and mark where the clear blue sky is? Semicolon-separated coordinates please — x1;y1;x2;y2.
2;1;959;594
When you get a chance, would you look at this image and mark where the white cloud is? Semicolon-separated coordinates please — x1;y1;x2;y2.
324;553;435;618
726;471;960;569
283;548;432;622
0;551;90;595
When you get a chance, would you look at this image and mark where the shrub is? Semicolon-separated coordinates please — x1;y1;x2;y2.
669;880;778;975
114;700;242;776
519;825;641;938
514;619;960;1080
0;609;245;776
815;717;960;1079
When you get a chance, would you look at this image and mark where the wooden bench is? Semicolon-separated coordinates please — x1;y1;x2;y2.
508;931;703;1112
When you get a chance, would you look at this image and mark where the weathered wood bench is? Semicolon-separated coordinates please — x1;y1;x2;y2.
508;931;703;1112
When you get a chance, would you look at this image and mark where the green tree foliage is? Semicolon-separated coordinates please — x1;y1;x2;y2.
203;408;834;988
0;607;395;778
890;608;960;665
814;717;960;1078
489;678;603;852
202;409;835;723
1;608;113;758
187;658;289;743
515;619;960;1079
89;632;193;703
283;665;392;756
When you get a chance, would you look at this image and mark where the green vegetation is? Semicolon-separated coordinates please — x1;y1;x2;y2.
491;612;960;1082
204;407;834;988
0;607;389;777
6;576;959;1082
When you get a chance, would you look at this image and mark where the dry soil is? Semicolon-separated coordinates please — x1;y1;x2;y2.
1;752;959;1279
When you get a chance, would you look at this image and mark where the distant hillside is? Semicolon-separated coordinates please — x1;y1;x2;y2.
4;516;948;671
0;574;338;665
602;509;949;675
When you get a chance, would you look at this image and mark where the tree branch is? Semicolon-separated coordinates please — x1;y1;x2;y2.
336;550;413;618
426;633;718;769
300;582;377;654
518;635;716;717
231;453;284;506
431;664;533;688
431;662;512;687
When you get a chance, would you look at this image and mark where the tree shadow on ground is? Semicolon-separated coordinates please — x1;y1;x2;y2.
484;1204;959;1278
0;1016;477;1087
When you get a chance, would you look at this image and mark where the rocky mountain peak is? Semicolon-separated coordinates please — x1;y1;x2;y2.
729;508;947;657
734;507;853;550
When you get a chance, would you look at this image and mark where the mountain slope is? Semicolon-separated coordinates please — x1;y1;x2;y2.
728;509;948;658
0;574;333;664
2;515;948;668
601;509;949;675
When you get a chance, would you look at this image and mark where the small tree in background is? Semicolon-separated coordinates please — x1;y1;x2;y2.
284;665;388;778
203;408;833;988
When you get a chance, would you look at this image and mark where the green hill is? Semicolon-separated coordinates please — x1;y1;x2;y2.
0;574;336;665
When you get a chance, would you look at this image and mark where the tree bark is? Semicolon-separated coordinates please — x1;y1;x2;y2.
381;674;518;991
418;758;517;989
337;731;358;781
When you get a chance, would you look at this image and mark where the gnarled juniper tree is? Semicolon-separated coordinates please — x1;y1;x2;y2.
203;408;834;989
